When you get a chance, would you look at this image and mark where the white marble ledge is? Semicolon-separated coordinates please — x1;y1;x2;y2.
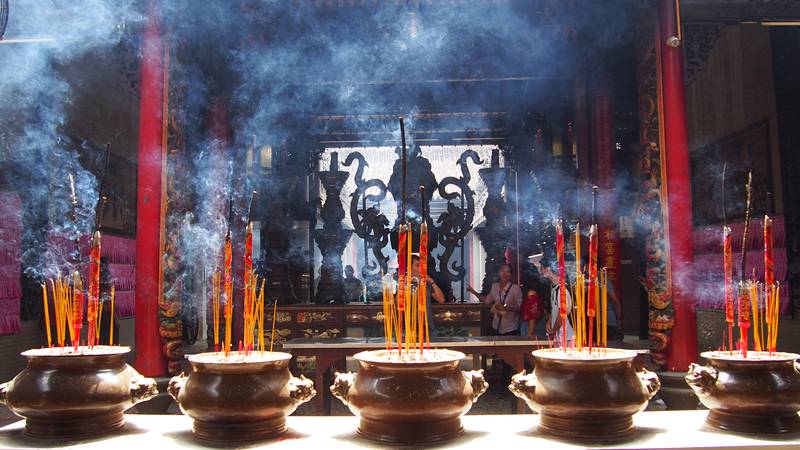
2;411;800;449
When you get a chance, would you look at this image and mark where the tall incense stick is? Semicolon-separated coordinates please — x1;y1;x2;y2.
738;171;753;357
269;298;278;352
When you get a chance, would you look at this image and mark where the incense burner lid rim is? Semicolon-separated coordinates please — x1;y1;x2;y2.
701;350;800;363
353;349;465;366
21;345;131;358
532;347;637;363
186;351;292;366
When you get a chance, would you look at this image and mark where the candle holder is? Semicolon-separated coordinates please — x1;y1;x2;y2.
686;350;800;434
510;348;660;442
331;349;487;445
0;346;157;440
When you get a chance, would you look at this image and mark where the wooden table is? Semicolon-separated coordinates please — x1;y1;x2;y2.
2;412;800;449
282;336;550;415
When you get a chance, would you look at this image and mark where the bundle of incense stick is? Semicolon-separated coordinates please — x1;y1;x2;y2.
243;272;266;353
573;224;585;350
419;220;429;351
734;241;781;355
86;231;101;347
723;225;734;353
737;171;753;357
71;271;84;351
45;276;70;345
379;224;430;355
555;220;567;350
403;226;414;353
41;272;115;348
223;234;234;356
564;219;611;352
396;224;407;352
764;214;779;353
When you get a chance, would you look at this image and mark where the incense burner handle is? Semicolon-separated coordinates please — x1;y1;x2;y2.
289;375;316;403
637;368;661;400
0;381;8;406
685;363;717;396
509;370;537;403
130;376;158;405
463;369;488;403
331;372;356;405
168;373;188;401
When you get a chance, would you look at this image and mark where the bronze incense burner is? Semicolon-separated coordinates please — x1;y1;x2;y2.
687;350;800;434
0;346;157;440
168;351;315;444
330;349;487;445
510;348;660;442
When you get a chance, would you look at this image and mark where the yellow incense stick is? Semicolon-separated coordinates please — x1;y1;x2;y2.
749;283;760;351
96;299;104;340
269;298;278;352
42;284;51;347
258;278;265;352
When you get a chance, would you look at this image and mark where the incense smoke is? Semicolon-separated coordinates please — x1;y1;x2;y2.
0;1;141;282
1;0;656;310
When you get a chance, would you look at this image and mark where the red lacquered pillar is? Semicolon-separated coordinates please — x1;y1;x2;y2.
659;0;697;371
135;0;167;376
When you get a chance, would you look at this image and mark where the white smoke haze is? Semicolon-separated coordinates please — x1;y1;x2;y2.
2;0;680;304
1;0;141;279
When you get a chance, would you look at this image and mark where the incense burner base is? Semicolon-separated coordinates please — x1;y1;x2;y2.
538;413;635;442
331;349;487;446
357;416;463;445
168;351;315;445
706;409;800;434
687;351;800;435
510;348;660;443
0;346;157;441
192;416;287;443
23;411;125;440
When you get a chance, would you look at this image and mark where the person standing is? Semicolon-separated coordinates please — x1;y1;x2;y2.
533;259;575;343
468;264;523;336
343;265;364;303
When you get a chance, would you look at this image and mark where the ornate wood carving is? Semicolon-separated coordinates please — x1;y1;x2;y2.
684;24;724;84
635;19;673;369
434;150;483;289
343;151;390;299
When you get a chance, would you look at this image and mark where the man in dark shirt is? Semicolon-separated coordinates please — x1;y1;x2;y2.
343;265;364;303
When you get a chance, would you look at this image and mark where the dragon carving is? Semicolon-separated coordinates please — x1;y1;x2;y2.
435;150;482;284
343;152;390;277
